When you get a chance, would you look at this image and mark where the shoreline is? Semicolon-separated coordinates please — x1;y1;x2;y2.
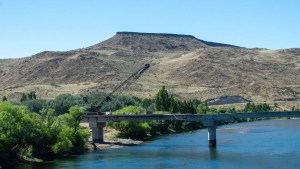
86;138;144;151
84;126;144;151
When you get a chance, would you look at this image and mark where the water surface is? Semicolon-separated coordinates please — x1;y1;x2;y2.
20;119;300;169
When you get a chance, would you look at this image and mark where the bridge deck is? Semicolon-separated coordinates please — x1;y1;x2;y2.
85;111;300;123
86;111;300;147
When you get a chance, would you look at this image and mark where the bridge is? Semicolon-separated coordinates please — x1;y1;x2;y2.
85;111;300;148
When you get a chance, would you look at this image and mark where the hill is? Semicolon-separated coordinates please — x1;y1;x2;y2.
0;32;299;103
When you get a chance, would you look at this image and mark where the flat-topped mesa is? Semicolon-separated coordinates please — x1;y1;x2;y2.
90;31;239;52
116;31;197;39
115;32;240;48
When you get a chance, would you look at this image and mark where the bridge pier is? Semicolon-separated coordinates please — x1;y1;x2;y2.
208;126;217;148
89;118;105;142
91;123;105;142
203;120;217;148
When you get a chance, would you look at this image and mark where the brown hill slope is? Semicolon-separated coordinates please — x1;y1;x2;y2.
0;32;299;102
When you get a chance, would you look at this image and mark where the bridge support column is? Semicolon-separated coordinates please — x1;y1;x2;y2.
91;123;105;142
208;126;217;148
89;118;105;142
203;120;217;148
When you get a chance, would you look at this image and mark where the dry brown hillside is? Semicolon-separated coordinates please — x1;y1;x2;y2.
0;32;299;102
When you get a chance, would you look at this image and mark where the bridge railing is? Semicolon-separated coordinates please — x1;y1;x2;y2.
84;111;300;123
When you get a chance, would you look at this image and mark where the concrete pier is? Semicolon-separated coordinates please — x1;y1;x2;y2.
89;118;105;142
91;123;105;142
203;120;217;148
208;126;217;148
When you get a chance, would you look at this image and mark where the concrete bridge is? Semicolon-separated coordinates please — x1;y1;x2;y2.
85;111;300;148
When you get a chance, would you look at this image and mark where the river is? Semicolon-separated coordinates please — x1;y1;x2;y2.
19;119;300;169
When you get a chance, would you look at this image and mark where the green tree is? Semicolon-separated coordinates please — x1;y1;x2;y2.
48;94;82;115
20;93;27;102
0;103;91;168
0;102;42;167
28;91;37;100
141;98;154;109
197;104;208;114
31;108;58;156
2;96;7;102
112;106;146;115
22;99;47;114
155;86;170;111
52;106;89;154
243;102;271;112
169;96;178;113
109;106;149;139
20;92;37;102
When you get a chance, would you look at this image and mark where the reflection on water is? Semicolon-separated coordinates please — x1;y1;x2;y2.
19;119;300;169
208;148;219;160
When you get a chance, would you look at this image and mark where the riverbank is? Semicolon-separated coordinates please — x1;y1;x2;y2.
85;127;144;151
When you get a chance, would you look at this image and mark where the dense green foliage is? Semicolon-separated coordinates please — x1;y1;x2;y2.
108;106;202;140
21;94;87;115
155;86;202;114
0;102;89;168
106;86;206;140
155;86;170;111
2;96;7;102
243;102;271;112
108;106;149;139
20;91;37;102
20;92;150;116
169;97;200;114
112;106;146;115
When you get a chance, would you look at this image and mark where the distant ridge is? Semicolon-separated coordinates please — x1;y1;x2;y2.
116;31;240;48
116;31;197;39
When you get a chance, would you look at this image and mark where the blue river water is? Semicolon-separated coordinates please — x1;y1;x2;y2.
19;119;300;169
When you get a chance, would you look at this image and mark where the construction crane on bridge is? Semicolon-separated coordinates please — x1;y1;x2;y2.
84;63;150;115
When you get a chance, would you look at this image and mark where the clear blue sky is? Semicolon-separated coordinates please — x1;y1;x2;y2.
0;0;299;58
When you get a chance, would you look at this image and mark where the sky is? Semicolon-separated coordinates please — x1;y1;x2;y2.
0;0;299;59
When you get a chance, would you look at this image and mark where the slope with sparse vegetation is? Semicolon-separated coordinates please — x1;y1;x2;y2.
0;32;299;103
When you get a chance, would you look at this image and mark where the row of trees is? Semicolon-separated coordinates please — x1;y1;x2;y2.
154;86;272;114
107;106;202;140
155;86;202;114
0;102;89;168
2;87;272;117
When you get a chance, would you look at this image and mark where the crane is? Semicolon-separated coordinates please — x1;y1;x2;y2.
85;64;150;115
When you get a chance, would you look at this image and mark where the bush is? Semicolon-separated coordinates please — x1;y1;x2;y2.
112;106;145;115
0;102;90;168
243;103;271;112
21;99;47;114
48;94;83;115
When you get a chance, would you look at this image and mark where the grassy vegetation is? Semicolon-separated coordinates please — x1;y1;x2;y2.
0;102;89;168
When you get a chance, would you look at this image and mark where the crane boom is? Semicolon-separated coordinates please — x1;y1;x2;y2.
90;64;150;113
106;63;150;98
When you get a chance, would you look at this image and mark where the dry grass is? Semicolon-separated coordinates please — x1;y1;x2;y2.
0;33;299;106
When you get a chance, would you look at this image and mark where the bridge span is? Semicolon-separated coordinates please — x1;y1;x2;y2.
85;111;300;147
